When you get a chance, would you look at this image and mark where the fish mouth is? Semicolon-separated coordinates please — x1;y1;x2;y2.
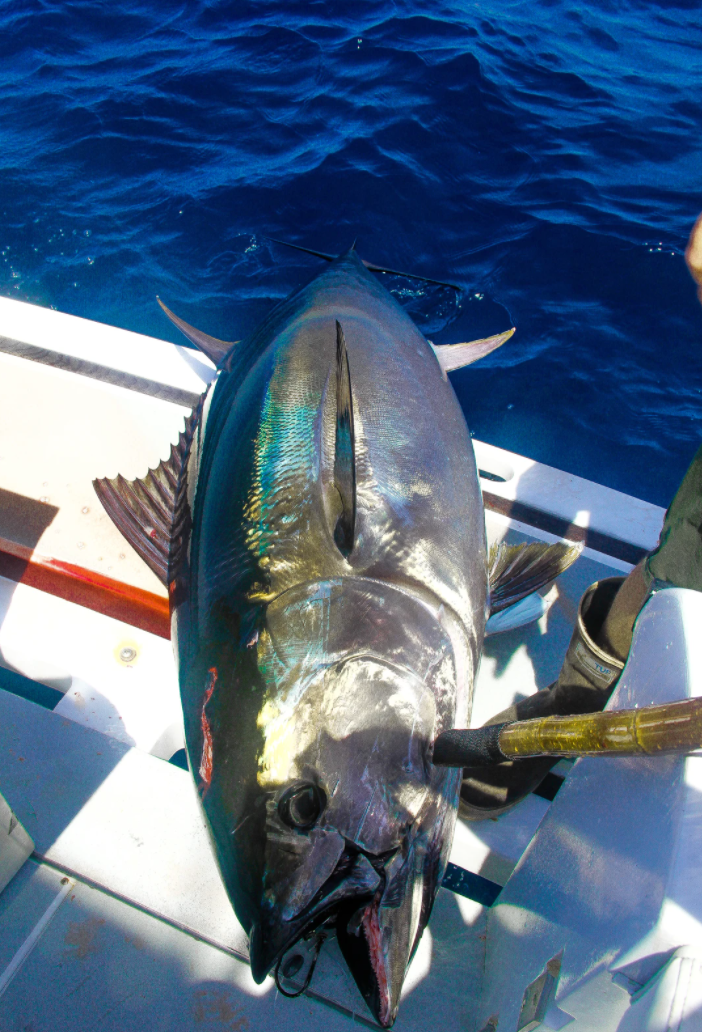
336;839;437;1028
337;896;401;1028
250;843;428;1029
336;878;422;1028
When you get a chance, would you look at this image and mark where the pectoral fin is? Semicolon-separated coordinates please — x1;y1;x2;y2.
157;297;236;366
488;540;582;616
485;592;549;636
431;328;514;375
333;321;356;557
93;398;203;585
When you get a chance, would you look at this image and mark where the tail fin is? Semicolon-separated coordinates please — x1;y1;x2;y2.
269;238;461;292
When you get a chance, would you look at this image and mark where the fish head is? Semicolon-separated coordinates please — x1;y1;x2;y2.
249;577;469;1025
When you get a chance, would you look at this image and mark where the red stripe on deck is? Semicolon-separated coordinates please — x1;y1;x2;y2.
0;536;170;638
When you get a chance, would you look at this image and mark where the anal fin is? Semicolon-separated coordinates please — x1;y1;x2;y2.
488;540;582;616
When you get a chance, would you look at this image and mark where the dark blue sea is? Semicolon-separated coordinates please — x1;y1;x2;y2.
2;0;701;508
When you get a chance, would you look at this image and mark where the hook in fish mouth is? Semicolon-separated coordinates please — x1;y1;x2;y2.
251;840;428;1028
274;922;331;999
272;846;392;999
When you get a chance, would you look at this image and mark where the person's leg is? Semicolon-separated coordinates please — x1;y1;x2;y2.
588;432;702;663
461;214;702;819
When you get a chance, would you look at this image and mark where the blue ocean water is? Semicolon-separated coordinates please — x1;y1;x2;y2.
1;0;701;507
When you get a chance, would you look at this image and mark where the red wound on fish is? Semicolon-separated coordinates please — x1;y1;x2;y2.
199;666;218;790
362;901;392;1027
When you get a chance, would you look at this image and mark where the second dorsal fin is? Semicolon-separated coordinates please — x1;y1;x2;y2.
431;328;514;375
333;320;356;557
157;297;237;366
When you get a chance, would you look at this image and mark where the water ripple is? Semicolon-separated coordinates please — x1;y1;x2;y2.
0;0;700;505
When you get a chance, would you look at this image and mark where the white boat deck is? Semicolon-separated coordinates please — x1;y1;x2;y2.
0;296;680;1032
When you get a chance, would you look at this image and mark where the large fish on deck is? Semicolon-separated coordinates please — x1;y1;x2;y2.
94;248;577;1027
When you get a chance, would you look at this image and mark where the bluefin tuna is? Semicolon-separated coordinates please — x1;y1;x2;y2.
95;249;577;1026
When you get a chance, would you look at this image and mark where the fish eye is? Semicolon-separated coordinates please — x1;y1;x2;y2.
278;782;326;830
